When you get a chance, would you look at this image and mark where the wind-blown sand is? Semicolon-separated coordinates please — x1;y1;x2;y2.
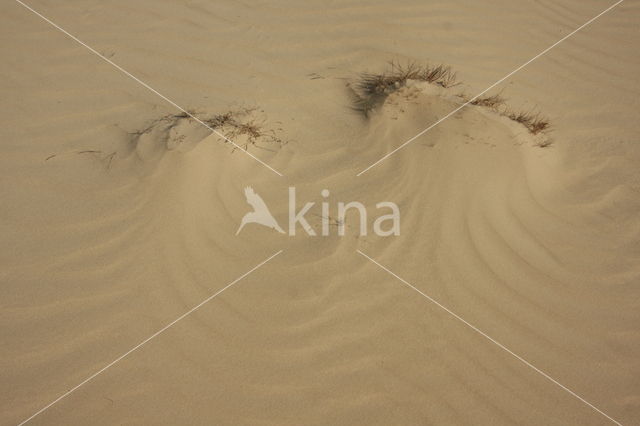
1;0;639;425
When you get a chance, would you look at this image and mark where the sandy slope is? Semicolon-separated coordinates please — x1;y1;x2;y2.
1;0;639;425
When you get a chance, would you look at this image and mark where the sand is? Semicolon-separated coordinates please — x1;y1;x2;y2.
1;0;639;425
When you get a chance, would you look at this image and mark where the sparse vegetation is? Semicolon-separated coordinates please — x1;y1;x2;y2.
45;108;287;165
506;110;551;135
349;61;458;116
350;61;552;142
470;94;550;140
127;108;287;153
470;93;506;109
202;110;287;151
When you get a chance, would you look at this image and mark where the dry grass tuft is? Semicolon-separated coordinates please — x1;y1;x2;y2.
469;93;551;137
470;93;506;109
350;61;553;142
350;61;458;116
131;108;287;151
203;109;287;150
506;110;551;135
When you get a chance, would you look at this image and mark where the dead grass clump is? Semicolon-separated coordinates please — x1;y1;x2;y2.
469;93;551;137
202;111;235;129
470;93;506;109
350;61;458;116
350;61;553;144
129;108;287;151
506;110;551;135
203;109;287;150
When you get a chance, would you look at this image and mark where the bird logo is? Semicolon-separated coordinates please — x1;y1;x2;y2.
236;186;285;235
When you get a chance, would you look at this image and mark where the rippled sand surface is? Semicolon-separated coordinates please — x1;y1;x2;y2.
1;1;639;425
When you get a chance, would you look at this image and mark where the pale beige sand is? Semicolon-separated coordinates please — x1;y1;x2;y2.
1;0;639;425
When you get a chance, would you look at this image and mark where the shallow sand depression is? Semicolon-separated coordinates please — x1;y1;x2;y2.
1;1;639;425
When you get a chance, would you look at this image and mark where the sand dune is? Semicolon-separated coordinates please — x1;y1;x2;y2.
1;0;639;425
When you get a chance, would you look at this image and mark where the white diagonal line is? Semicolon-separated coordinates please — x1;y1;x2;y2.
356;250;623;425
357;0;624;176
17;250;283;426
15;0;284;177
